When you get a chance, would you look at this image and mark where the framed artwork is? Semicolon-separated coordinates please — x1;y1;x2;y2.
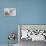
4;8;16;16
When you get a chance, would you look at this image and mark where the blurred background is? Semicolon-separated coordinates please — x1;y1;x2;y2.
0;0;46;46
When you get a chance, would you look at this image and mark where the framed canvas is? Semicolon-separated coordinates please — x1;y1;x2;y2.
4;8;16;16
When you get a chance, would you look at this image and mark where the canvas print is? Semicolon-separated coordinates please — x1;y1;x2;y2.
4;8;16;16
